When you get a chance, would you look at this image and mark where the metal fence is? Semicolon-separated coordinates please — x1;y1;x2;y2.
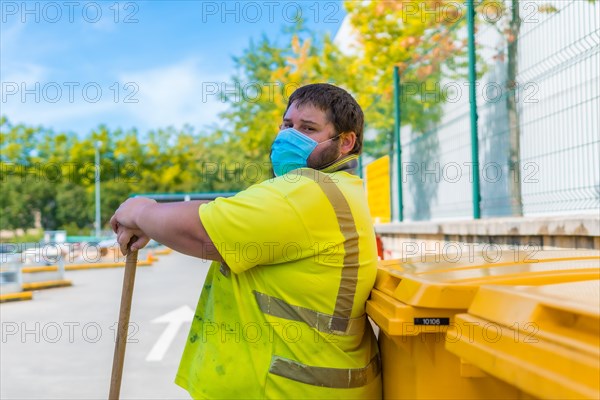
382;0;599;221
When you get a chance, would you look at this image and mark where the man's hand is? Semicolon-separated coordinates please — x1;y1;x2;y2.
115;226;150;255
110;197;156;255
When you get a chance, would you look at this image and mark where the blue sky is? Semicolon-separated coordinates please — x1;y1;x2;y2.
1;1;345;135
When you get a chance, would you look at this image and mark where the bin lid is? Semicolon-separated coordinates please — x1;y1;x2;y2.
375;253;600;309
468;280;599;349
446;280;599;399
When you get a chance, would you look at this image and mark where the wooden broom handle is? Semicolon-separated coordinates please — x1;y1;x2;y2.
109;246;138;400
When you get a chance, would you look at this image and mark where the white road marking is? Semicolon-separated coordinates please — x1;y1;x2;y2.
146;305;193;361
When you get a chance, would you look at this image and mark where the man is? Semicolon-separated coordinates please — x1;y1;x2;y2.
111;83;382;399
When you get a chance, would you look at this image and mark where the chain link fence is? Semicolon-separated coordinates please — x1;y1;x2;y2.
382;0;599;221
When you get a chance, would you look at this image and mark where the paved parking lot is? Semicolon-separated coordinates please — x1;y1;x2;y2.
1;251;210;399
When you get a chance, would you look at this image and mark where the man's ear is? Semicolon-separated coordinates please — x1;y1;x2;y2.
339;132;357;155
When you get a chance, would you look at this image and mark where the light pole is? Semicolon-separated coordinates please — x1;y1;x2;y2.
95;140;102;238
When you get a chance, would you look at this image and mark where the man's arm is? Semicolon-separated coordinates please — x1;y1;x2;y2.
110;198;223;262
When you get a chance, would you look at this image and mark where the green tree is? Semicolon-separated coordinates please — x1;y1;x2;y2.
55;182;91;229
0;175;35;231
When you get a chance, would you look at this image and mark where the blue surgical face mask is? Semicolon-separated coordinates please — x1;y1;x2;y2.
270;128;338;176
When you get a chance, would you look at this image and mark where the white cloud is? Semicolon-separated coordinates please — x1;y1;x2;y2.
1;62;47;85
1;16;251;135
0;20;26;55
1;58;231;134
1;61;116;133
117;59;230;132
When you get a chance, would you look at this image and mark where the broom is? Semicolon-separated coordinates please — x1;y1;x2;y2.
109;242;138;400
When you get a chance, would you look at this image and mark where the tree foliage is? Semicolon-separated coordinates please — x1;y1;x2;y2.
0;119;224;233
343;0;469;157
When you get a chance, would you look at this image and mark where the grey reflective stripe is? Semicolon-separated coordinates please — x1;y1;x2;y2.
269;353;381;389
219;262;231;277
254;291;366;335
297;169;360;332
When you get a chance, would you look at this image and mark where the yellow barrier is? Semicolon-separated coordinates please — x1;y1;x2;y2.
22;280;72;291
153;248;173;256
65;259;153;270
0;291;33;303
22;265;59;273
20;258;154;273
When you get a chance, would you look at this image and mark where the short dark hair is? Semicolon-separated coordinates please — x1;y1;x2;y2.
286;83;364;155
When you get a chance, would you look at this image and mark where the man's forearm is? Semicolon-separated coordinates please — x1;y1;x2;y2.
133;200;222;261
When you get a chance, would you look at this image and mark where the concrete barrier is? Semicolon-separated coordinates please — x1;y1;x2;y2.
376;215;600;260
0;258;30;302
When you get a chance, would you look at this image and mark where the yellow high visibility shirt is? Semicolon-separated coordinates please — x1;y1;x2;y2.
175;168;381;399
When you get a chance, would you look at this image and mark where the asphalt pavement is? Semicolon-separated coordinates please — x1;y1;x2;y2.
1;251;210;399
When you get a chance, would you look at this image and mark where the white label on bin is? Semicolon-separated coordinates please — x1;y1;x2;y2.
414;318;450;326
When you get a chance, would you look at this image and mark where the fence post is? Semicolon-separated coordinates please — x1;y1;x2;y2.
467;0;481;219
394;65;404;222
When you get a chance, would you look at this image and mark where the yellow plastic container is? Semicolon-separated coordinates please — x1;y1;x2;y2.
366;253;600;399
446;280;600;400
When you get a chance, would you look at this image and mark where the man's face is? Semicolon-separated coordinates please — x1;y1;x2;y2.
280;101;341;169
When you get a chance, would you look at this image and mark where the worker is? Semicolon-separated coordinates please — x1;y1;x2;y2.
110;83;382;399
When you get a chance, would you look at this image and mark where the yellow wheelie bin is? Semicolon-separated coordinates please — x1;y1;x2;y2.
446;279;600;400
366;251;600;399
